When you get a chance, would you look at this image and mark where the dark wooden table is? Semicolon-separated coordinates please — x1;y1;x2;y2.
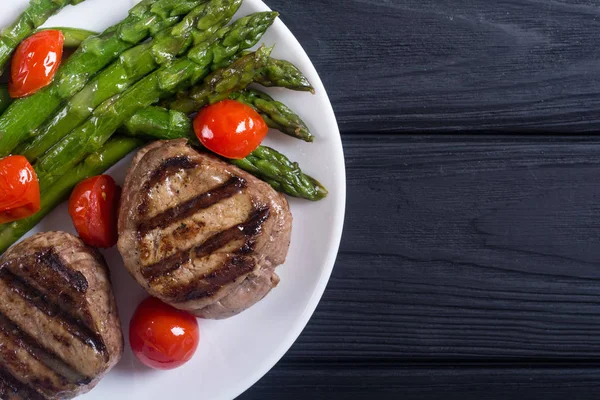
241;1;600;398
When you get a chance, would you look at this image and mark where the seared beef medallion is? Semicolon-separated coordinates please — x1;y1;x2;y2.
0;232;123;399
118;139;293;319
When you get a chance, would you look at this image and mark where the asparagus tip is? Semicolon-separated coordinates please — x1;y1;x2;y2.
308;176;328;200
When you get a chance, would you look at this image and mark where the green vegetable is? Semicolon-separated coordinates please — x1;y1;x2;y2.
18;0;241;163
163;50;314;141
169;81;314;142
231;146;327;201
0;0;88;73
169;54;314;111
229;89;313;142
0;85;11;115
34;12;278;185
121;106;327;200
124;106;194;141
167;46;272;114
0;27;97;117
39;27;97;47
0;0;203;158
254;57;314;93
0;136;142;255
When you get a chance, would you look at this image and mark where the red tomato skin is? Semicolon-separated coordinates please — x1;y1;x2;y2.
130;297;200;370
68;175;120;248
0;155;40;224
9;30;64;98
194;99;269;159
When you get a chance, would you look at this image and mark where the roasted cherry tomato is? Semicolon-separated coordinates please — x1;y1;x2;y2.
130;297;200;370
68;175;120;248
9;30;64;98
194;99;269;159
0;155;40;224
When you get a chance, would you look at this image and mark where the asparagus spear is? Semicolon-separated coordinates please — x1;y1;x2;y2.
34;12;278;185
121;106;327;200
169;54;314;111
124;106;195;141
168;46;272;114
230;89;313;142
0;0;203;158
167;72;314;142
253;57;314;93
0;136;143;255
39;27;97;47
165;52;314;141
0;0;88;73
0;27;97;110
232;146;327;200
18;0;242;163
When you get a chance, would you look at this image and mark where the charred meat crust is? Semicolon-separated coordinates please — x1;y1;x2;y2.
194;269;281;320
165;255;257;303
138;176;247;236
138;156;199;216
0;366;46;400
0;269;108;358
0;232;123;399
0;312;89;386
2;250;96;335
118;140;293;319
141;205;270;282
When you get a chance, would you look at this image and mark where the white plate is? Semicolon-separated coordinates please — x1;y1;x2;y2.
2;0;345;399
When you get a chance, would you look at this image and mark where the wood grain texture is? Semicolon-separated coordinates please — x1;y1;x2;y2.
242;363;600;399
266;0;600;133
241;135;600;398
242;0;600;397
282;135;600;359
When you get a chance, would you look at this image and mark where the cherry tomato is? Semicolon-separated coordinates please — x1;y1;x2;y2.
68;175;120;248
130;297;200;370
9;30;64;98
0;155;40;224
194;99;269;159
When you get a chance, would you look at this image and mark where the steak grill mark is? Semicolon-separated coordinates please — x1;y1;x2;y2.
0;365;46;400
0;311;90;386
137;156;198;216
5;250;95;329
137;176;247;236
40;250;88;293
0;267;108;360
171;255;258;303
143;206;271;292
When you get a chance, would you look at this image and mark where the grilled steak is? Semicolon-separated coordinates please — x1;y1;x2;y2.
0;232;123;399
118;139;293;319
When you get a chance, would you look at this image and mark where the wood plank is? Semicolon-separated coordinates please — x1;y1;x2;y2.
286;135;600;361
242;362;600;399
241;134;600;397
267;0;600;133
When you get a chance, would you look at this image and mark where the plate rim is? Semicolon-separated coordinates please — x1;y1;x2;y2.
222;1;346;398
